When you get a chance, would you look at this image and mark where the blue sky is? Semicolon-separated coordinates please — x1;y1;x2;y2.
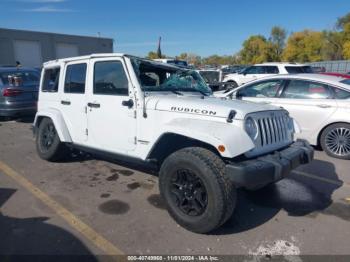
0;0;349;57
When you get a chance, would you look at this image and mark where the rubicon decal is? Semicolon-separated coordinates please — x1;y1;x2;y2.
171;107;217;116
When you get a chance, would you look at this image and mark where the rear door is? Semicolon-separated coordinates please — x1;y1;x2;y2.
273;79;337;140
59;62;88;144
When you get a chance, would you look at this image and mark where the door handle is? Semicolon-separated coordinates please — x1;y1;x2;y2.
122;99;134;108
87;102;100;108
61;100;71;105
317;104;331;108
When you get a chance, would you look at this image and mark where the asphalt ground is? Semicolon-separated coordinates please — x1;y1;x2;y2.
0;117;349;260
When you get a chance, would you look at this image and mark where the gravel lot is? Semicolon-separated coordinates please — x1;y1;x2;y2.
0;118;349;258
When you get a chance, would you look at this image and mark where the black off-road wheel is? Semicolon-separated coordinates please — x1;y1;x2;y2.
159;147;236;233
36;118;68;161
320;123;350;160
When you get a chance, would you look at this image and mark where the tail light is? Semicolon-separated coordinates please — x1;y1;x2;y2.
2;88;23;97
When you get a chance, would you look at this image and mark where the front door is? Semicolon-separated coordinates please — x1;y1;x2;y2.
86;58;137;154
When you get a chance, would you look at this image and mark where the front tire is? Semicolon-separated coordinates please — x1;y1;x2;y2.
36;118;68;161
320;123;350;160
159;147;236;233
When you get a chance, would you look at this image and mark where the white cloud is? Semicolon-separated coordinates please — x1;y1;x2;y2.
20;6;73;12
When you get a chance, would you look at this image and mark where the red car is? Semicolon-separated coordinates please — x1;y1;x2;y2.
320;72;350;79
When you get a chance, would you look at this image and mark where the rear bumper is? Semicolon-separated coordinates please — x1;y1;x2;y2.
225;140;314;190
0;103;37;117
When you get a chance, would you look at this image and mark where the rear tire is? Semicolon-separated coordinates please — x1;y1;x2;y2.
36;118;68;161
159;147;236;233
320;123;350;160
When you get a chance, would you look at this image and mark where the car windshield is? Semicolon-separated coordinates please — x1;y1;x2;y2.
131;57;212;95
0;70;40;86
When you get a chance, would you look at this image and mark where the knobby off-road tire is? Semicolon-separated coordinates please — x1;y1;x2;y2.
320;123;350;160
36;118;68;161
159;147;237;233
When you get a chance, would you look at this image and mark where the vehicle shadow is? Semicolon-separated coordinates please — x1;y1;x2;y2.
213;159;343;235
0;187;97;258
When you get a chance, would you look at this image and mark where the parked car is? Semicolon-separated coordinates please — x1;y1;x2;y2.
222;63;313;89
33;54;313;233
0;67;40;118
216;74;350;159
197;69;223;91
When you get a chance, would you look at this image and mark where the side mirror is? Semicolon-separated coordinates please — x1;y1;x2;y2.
236;91;243;99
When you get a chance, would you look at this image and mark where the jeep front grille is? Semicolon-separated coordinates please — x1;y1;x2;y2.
245;111;293;157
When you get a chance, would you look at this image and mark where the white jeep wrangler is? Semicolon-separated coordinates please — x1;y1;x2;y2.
33;54;314;233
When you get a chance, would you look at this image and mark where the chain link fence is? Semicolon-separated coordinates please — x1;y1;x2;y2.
308;60;350;73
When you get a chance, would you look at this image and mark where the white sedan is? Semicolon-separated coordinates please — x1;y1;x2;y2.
216;74;350;159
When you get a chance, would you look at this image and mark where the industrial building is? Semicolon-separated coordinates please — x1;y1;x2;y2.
0;28;113;68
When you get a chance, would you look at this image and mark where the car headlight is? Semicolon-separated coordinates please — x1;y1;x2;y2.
245;117;258;140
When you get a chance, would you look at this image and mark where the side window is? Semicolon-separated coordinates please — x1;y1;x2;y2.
64;63;87;94
333;87;350;99
265;66;279;74
281;80;332;99
42;67;60;92
237;80;283;98
245;66;264;74
94;61;129;95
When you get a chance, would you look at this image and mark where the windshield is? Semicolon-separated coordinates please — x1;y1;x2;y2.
0;70;40;86
167;60;188;67
131;57;212;94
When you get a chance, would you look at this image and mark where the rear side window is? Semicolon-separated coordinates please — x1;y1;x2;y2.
42;68;60;92
333;87;350;99
64;63;87;94
264;66;279;74
94;61;129;95
281;80;332;99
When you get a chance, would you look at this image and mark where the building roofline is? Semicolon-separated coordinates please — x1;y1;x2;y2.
0;27;113;41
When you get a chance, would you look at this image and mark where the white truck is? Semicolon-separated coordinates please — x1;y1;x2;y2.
33;54;314;233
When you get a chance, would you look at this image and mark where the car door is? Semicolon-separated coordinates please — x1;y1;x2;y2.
86;58;137;154
235;79;284;105
59;62;88;144
273;79;337;140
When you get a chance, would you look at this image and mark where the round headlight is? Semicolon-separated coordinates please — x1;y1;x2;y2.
245;117;258;140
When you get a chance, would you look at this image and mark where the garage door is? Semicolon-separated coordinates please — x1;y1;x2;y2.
56;43;79;59
13;40;42;68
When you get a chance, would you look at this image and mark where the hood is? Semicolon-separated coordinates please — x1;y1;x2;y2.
145;93;280;120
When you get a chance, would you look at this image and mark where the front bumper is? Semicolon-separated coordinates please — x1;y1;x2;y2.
225;140;314;190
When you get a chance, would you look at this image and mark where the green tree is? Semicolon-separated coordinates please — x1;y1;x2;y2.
336;12;350;30
269;26;287;61
146;51;165;59
282;30;325;62
239;35;271;64
322;30;344;60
